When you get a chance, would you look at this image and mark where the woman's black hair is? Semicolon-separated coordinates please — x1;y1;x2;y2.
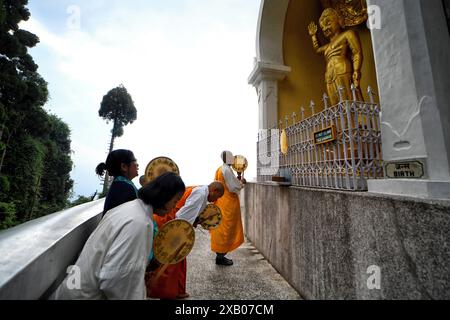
95;149;136;177
138;172;185;210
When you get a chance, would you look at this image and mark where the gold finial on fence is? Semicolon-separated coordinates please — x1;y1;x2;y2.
292;112;297;124
300;106;305;120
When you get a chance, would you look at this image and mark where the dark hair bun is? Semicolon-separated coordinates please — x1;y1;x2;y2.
95;163;107;176
96;149;136;178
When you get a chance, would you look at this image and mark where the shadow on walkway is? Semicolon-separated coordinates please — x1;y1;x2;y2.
185;228;301;300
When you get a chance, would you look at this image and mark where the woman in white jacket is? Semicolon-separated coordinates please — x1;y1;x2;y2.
54;172;185;300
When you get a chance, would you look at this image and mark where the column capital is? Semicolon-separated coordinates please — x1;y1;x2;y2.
248;60;291;87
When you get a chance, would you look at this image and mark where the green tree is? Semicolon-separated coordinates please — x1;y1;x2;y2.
71;195;91;207
37;115;74;216
3;134;46;222
0;1;74;229
98;85;137;193
0;201;15;229
69;191;98;208
0;0;48;172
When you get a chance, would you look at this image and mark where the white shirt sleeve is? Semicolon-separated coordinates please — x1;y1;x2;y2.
98;220;151;300
175;187;207;224
222;164;243;194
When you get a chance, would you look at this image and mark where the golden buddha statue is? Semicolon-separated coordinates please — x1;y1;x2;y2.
308;8;364;106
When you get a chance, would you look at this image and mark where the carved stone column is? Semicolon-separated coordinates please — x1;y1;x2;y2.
367;0;450;200
249;61;291;129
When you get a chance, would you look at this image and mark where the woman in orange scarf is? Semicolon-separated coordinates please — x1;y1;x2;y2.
210;151;246;266
147;182;224;299
146;187;194;300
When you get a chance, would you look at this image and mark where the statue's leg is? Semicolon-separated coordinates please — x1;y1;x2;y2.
336;74;353;101
327;82;339;106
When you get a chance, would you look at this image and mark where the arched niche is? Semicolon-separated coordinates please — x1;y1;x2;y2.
255;0;290;65
278;0;380;122
248;0;291;130
249;0;380;128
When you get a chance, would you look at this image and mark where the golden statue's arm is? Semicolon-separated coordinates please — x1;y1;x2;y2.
308;22;326;54
346;29;363;87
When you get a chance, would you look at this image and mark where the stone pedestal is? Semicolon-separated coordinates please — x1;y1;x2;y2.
367;0;450;200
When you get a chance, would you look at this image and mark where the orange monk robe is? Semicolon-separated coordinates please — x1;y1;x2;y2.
147;187;196;299
210;166;244;254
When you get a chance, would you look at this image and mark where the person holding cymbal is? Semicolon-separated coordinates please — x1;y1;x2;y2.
148;181;224;300
210;150;246;266
54;172;185;300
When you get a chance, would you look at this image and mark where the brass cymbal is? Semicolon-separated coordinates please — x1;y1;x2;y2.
153;219;195;265
145;156;180;183
232;155;248;173
197;204;222;230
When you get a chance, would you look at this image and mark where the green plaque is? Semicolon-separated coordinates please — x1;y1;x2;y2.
314;126;336;145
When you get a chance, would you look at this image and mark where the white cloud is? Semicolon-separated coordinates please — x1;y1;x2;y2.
21;1;260;196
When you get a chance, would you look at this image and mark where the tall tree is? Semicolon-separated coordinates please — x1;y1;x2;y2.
98;85;137;193
0;0;47;172
0;0;74;229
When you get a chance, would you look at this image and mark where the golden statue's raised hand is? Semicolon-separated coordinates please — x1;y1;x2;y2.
308;8;364;105
308;22;318;36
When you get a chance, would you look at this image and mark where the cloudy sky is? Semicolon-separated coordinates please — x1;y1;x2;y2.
21;0;261;198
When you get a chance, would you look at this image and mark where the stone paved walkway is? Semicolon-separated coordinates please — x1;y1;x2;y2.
185;228;301;300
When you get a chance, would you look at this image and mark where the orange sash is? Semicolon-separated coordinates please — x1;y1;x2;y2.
147;186;197;299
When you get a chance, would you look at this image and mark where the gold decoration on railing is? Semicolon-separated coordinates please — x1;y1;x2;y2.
280;129;288;155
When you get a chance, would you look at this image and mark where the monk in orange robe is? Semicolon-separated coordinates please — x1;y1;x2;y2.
210;151;246;266
147;182;224;299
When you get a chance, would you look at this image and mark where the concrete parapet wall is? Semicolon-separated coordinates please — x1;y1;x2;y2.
241;182;450;299
0;200;104;300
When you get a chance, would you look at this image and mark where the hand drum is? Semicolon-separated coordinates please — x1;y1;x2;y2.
197;204;222;230
153;219;195;265
145;156;180;184
232;155;248;174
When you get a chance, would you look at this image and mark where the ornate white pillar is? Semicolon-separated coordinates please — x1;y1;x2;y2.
367;0;450;200
249;62;291;129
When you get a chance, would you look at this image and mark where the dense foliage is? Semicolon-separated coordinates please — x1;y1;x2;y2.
0;0;74;230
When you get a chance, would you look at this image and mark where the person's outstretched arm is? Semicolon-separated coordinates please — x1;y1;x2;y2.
176;188;205;225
